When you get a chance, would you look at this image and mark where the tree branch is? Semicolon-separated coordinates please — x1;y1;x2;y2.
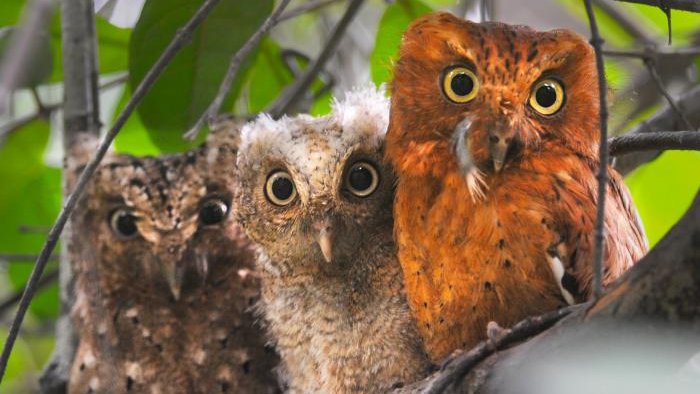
267;0;366;118
184;0;293;140
0;254;58;262
0;0;222;383
613;0;700;12
0;269;58;318
400;305;582;394
592;0;655;44
583;0;609;300
614;84;700;175
0;0;55;115
0;74;128;143
644;59;696;131
277;0;343;22
610;131;700;156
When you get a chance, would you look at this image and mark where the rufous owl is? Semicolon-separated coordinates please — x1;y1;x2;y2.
233;87;431;393
385;12;648;362
66;132;280;393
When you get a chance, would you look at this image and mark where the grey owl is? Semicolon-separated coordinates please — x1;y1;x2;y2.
233;87;432;393
66;133;279;394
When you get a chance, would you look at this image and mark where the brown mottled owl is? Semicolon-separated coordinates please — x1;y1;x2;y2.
66;132;280;393
233;87;432;393
386;12;648;362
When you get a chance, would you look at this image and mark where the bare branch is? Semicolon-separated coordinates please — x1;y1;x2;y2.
609;131;700;156
582;0;609;300
613;0;700;12
0;0;55;115
592;0;655;44
267;0;366;118
278;0;342;22
644;60;696;131
0;73;128;141
0;0;221;382
402;305;581;394
0;269;58;318
615;85;700;174
184;0;293;140
0;253;58;262
603;46;700;59
17;224;51;234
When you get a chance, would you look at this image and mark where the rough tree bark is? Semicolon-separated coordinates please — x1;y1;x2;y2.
39;0;101;392
399;191;700;393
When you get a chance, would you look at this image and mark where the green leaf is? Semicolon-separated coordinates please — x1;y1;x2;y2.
129;0;272;151
625;151;700;247
113;85;163;156
0;121;61;320
246;38;294;114
370;0;433;86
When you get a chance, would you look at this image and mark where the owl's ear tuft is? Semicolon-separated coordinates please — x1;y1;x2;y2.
206;115;244;153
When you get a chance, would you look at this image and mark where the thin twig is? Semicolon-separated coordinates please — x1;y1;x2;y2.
184;0;293;140
267;0;366;118
0;0;221;382
0;269;58;318
583;0;609;301
612;0;700;12
278;0;342;22
417;305;581;394
615;84;700;175
609;131;700;156
603;46;700;59
0;254;59;262
644;59;696;130
17;224;51;234
0;0;55;115
592;0;655;44
0;73;128;140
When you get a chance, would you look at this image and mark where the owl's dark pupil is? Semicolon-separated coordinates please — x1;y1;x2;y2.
349;166;373;191
451;73;474;96
272;177;294;200
200;200;228;225
115;211;137;236
536;84;557;108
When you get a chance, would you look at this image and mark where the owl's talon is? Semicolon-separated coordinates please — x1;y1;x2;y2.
486;321;509;344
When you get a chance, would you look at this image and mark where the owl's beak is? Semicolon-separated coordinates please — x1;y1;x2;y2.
488;129;516;173
162;259;185;301
313;219;334;263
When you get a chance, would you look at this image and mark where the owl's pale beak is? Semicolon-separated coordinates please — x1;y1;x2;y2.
313;219;334;263
488;130;515;173
162;259;185;300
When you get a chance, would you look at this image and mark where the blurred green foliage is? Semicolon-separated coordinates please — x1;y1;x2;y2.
128;0;272;151
0;0;699;391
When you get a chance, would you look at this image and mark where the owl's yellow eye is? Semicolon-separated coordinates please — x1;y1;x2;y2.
265;171;297;206
529;79;565;115
442;66;479;104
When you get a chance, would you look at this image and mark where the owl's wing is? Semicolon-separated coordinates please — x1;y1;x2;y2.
552;167;648;302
